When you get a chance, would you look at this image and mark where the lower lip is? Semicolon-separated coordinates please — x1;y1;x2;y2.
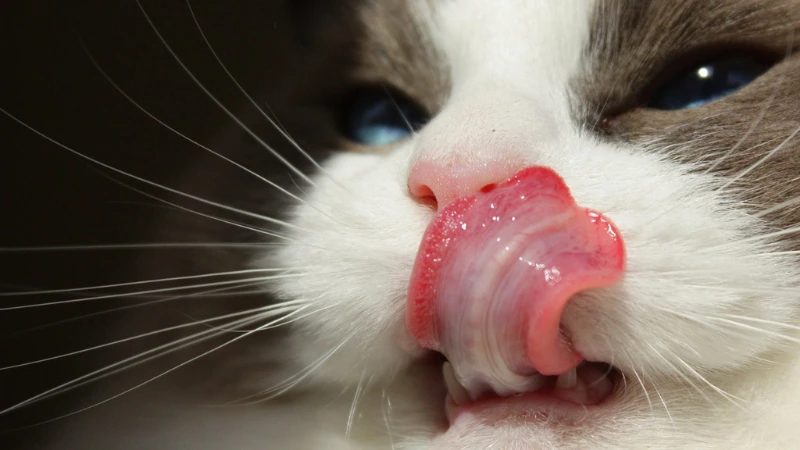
444;390;614;428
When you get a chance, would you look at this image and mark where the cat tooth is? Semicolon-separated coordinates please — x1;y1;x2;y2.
443;362;471;405
555;368;578;390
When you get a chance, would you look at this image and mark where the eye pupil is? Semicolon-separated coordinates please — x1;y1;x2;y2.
649;58;769;111
343;87;428;146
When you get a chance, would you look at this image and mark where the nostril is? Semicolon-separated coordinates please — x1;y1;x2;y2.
479;183;497;194
409;183;438;209
407;161;524;210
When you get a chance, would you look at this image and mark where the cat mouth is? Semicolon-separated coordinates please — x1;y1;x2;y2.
404;167;626;430
439;357;619;427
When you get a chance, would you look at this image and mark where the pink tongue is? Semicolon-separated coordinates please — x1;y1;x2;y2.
407;167;624;397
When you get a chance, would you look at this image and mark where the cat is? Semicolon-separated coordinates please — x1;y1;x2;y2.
3;0;800;449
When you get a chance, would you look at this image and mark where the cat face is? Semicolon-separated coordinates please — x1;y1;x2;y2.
6;0;799;448
264;0;800;447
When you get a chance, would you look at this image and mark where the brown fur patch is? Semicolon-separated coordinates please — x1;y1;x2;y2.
580;0;800;241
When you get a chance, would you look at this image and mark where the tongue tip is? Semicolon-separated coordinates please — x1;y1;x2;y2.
510;166;574;198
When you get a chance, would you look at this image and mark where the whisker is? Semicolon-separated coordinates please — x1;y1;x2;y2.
2;279;273;339
184;1;346;194
629;363;655;417
703;83;778;174
718;123;800;192
652;381;675;428
0;268;287;297
644;344;714;406
0;109;306;232
586;362;615;389
134;0;316;187
709;316;800;346
381;390;397;450
2;308;316;431
80;42;313;210
0;311;273;417
381;85;416;135
755;196;800;218
710;223;800;248
96;170;296;242
653;344;745;410
224;330;356;406
0;302;301;371
179;298;323;334
0;242;277;252
718;314;800;333
346;368;369;439
0;274;301;311
649;306;786;344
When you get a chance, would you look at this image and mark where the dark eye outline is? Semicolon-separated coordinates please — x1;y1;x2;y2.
643;46;779;111
339;85;430;146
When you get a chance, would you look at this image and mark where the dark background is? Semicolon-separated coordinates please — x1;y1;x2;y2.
1;1;295;446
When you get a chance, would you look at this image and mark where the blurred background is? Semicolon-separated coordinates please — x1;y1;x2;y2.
1;1;297;446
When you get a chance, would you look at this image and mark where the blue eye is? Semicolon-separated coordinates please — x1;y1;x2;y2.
344;87;428;146
648;58;769;110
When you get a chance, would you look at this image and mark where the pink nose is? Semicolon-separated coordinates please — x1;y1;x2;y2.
408;160;523;209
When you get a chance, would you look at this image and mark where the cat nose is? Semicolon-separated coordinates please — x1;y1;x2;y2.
407;160;523;209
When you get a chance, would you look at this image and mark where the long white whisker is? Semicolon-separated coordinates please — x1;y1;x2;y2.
704;84;778;174
0;268;287;297
0;242;277;252
0;274;300;311
709;317;800;345
184;1;341;189
652;381;675;428
381;85;416;135
0;302;300;371
134;0;315;187
225;330;356;406
0;109;306;231
654;344;745;409
346;368;369;439
180;299;326;334
2;279;272;340
718;124;800;192
718;314;800;333
709;223;800;248
755;196;800;218
3;307;307;429
0;311;272;416
629;364;655;417
80;42;312;210
381;390;397;450
96;169;296;242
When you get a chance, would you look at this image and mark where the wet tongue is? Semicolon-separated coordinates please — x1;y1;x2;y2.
407;167;624;398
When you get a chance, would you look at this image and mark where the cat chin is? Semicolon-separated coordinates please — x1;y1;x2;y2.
50;353;800;450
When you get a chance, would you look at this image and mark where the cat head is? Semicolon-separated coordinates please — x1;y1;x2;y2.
179;0;800;447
